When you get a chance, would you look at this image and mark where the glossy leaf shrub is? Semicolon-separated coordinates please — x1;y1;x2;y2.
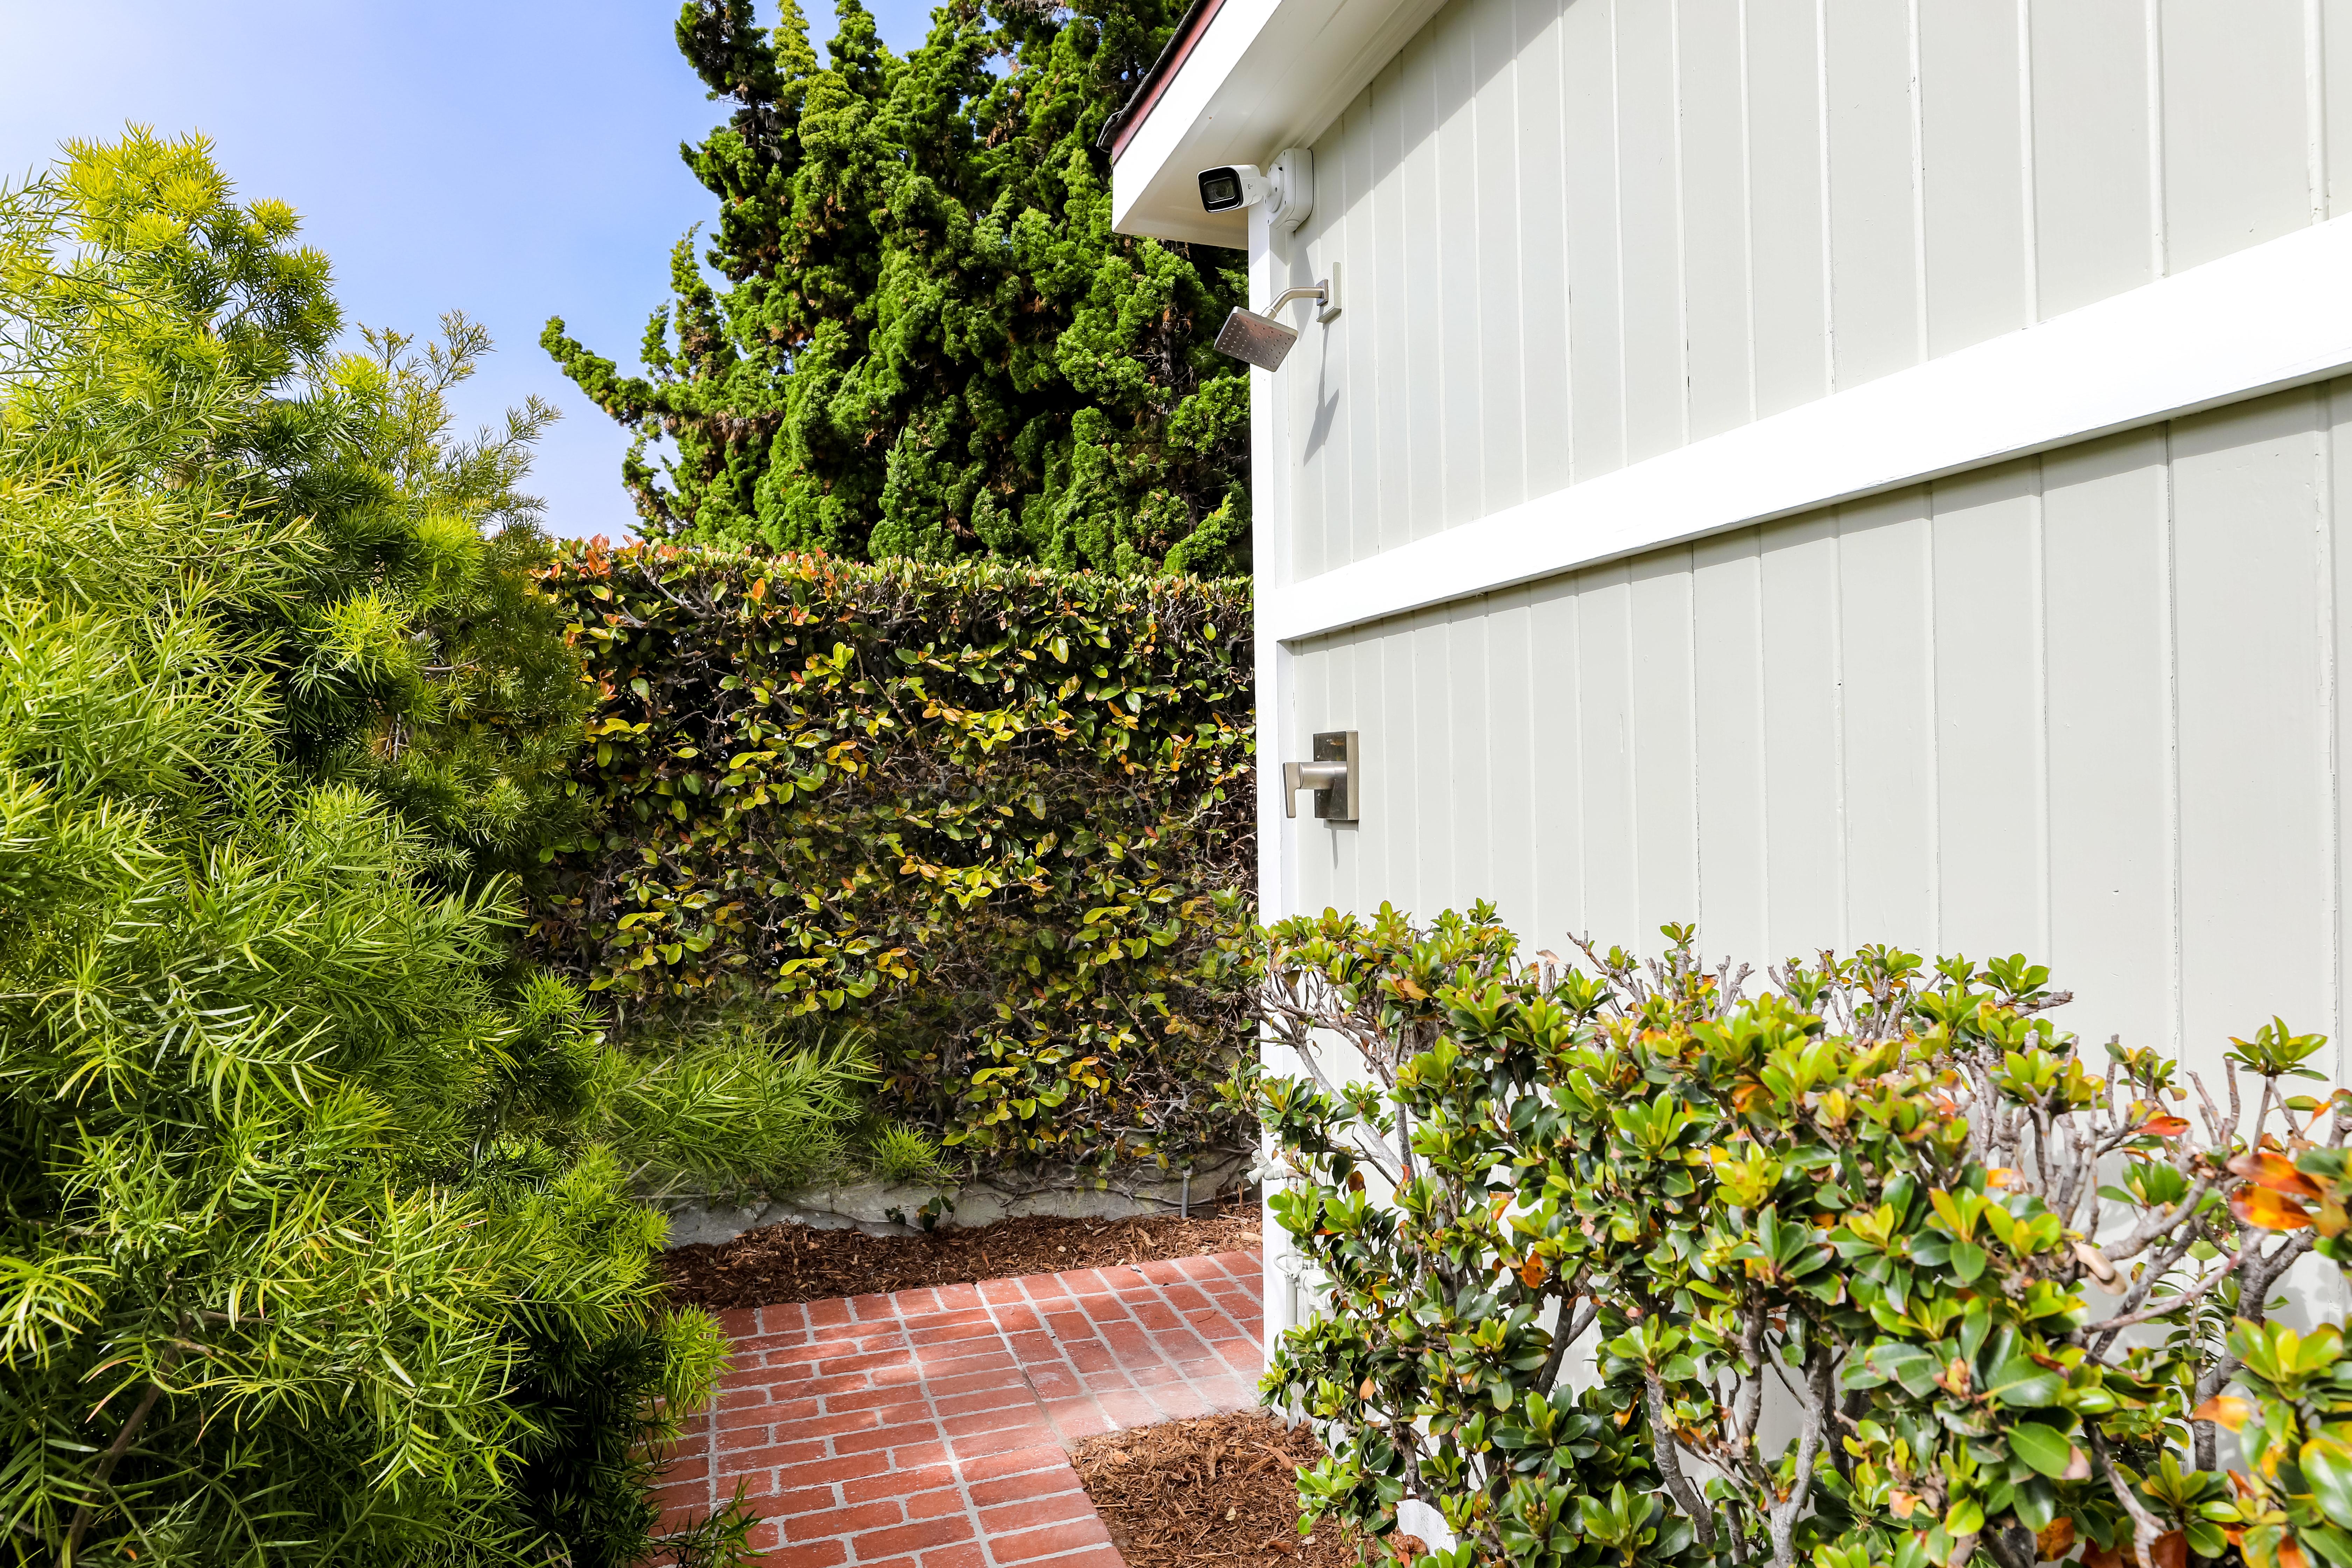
531;540;1256;1170
1253;905;2352;1568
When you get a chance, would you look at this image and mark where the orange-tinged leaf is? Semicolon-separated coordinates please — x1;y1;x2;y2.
1986;1167;2018;1189
1732;1082;1766;1112
2139;1115;2193;1139
1519;1255;1547;1288
2282;1537;2311;1568
2084;1546;2124;1568
2192;1395;2254;1432
1392;976;1428;1000
2228;1151;2324;1200
2037;1519;2078;1560
1889;1490;1922;1521
2232;1186;2316;1232
2154;1531;2188;1568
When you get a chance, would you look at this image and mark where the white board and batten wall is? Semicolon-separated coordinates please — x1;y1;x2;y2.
1109;2;2352;1343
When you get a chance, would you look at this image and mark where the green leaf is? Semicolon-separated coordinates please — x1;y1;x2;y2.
2304;1438;2352;1528
1951;1240;1989;1283
1867;1343;1942;1399
2006;1421;2077;1478
1986;1357;2064;1408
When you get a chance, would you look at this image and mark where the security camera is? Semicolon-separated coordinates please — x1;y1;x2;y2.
1198;165;1270;212
1197;149;1313;233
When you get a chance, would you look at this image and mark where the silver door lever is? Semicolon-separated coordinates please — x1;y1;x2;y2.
1281;731;1359;820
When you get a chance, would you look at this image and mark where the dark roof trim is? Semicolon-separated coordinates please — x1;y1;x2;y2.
1095;0;1228;160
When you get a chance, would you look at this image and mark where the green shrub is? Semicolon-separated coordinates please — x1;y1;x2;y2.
530;541;1257;1173
0;130;792;1566
868;1120;953;1185
1253;904;2352;1568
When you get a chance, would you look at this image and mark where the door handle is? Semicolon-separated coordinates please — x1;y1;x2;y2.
1281;731;1358;821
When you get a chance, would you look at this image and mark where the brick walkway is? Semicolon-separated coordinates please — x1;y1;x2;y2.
658;1250;1266;1568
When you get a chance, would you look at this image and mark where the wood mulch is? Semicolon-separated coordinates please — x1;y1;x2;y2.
1071;1412;1424;1568
659;1197;1262;1311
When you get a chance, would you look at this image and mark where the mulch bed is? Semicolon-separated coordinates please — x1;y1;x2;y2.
1072;1412;1423;1568
660;1196;1262;1311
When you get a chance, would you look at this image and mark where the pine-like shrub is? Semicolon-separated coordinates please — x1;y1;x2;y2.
529;540;1257;1172
0;130;838;1566
1255;906;2352;1568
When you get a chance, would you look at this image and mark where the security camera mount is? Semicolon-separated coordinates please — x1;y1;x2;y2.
1197;147;1314;234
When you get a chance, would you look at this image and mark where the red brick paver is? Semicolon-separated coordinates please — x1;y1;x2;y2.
660;1249;1266;1566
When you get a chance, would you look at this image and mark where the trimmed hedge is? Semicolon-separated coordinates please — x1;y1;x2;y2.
1255;907;2352;1568
529;542;1256;1171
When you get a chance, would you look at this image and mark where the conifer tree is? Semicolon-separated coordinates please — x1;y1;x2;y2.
542;0;1252;575
0;129;855;1567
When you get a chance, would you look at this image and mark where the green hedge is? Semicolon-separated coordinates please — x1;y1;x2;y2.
529;542;1257;1172
1254;908;2352;1568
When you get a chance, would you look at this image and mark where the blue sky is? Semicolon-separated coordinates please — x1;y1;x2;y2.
1;0;936;539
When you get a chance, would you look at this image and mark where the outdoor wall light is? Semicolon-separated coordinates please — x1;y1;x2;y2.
1281;730;1358;822
1213;264;1342;371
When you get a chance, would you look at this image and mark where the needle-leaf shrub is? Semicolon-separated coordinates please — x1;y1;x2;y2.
530;541;1257;1171
0;130;815;1566
1254;904;2352;1568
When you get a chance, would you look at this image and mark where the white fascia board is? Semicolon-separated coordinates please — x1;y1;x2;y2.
1267;214;2352;644
1110;0;1450;249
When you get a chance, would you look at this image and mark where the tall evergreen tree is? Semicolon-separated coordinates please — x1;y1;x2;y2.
542;0;1252;575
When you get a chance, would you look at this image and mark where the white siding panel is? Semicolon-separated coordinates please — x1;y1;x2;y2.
1917;0;2030;355
1822;0;1921;389
1629;550;1700;939
1576;563;1642;936
1367;56;1414;560
1442;602;1497;911
1615;0;1685;462
1743;0;1830;418
1757;512;1845;956
2330;387;2352;1064
2038;430;2176;1054
1929;461;2045;961
1433;10;1486;528
2027;0;2155;319
1373;615;1423;914
1561;0;1626;479
2158;0;2313;271
1690;528;1770;960
2329;0;2352;219
2170;389;2332;1059
1473;0;1527;512
1515;0;1575;496
1677;0;1753;441
1484;587;1540;933
1528;577;1588;942
1339;97;1381;573
1835;488;1937;948
1409;607;1456;918
1398;28;1447;541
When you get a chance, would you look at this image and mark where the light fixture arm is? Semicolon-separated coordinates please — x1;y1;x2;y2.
1260;283;1325;316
